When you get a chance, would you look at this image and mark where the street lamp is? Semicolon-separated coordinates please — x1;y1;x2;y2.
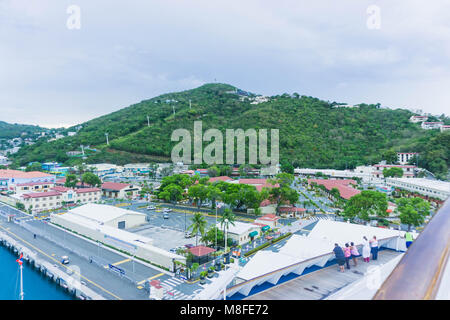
224;218;229;255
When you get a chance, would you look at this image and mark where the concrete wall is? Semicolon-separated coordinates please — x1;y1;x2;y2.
106;214;147;229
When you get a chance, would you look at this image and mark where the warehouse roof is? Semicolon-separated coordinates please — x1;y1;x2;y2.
69;203;145;224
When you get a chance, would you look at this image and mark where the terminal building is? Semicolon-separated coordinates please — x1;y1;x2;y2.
50;204;186;271
385;178;450;201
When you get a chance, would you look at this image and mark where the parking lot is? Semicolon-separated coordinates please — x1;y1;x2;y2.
125;203;222;252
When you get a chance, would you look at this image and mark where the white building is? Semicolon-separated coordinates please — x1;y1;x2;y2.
20;191;64;212
50;205;185;271
14;181;55;195
123;163;150;175
372;164;417;179
217;221;261;245
440;125;450;132
86;163;122;177
421;122;443;130
18;187;102;213
101;182;142;199
295;167;382;184
409;115;428;123
0;155;9;166
67;203;147;229
397;152;418;165
385;178;450;201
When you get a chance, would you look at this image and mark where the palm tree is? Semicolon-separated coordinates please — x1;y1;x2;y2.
188;213;208;246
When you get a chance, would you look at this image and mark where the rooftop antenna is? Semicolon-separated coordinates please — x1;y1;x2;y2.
105;132;109;146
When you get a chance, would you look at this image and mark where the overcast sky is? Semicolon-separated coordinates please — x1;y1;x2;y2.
1;0;449;128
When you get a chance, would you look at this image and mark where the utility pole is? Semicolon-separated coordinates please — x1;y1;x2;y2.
172;105;175;116
147;115;150;127
105;133;109;146
189;99;192;109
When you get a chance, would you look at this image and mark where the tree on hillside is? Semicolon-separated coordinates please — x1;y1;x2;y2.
397;197;430;231
25;162;42;172
382;150;398;164
383;167;404;178
343;190;388;222
65;174;79;188
280;160;294;174
81;172;102;187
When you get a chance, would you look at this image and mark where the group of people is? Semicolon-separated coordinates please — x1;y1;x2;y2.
333;236;379;272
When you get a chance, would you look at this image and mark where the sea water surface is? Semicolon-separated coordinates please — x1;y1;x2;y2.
0;245;73;300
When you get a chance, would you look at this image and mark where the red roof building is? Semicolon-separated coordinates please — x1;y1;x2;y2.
101;182;132;191
308;179;361;200
208;176;233;183
188;245;216;257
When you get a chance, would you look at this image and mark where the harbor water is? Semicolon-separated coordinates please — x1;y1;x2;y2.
0;244;74;300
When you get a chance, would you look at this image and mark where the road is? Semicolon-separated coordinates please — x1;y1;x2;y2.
0;202;203;300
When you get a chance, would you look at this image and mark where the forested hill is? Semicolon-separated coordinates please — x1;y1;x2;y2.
11;83;450;178
0;121;44;139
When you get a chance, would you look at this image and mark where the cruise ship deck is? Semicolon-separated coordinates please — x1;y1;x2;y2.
245;249;403;300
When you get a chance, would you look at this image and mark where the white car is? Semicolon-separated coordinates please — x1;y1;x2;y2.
163;208;172;213
147;206;156;210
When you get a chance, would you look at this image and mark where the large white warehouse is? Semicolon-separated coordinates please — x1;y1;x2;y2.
50;204;186;271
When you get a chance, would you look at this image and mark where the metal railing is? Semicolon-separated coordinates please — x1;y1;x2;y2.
373;198;450;300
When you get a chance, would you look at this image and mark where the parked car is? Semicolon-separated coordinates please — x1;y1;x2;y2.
163;208;172;213
61;256;70;265
147;205;156;210
184;244;194;249
163;213;169;219
184;231;192;239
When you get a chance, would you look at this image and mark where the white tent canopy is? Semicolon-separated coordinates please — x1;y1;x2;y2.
307;220;403;246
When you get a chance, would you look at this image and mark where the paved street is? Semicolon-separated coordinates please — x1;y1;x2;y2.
0;202;203;300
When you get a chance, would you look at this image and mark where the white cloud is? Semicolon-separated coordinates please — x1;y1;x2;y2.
0;0;449;127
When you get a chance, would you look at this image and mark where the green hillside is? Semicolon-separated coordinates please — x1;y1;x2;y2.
0;121;44;139
10;83;450;178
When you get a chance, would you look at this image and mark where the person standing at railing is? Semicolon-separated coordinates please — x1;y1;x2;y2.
333;243;346;273
343;243;351;269
362;236;371;262
350;242;360;267
405;231;413;248
370;236;379;261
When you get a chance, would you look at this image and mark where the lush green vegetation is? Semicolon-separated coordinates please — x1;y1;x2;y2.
396;197;431;231
0;121;44;140
10;83;450;178
342;190;388;222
